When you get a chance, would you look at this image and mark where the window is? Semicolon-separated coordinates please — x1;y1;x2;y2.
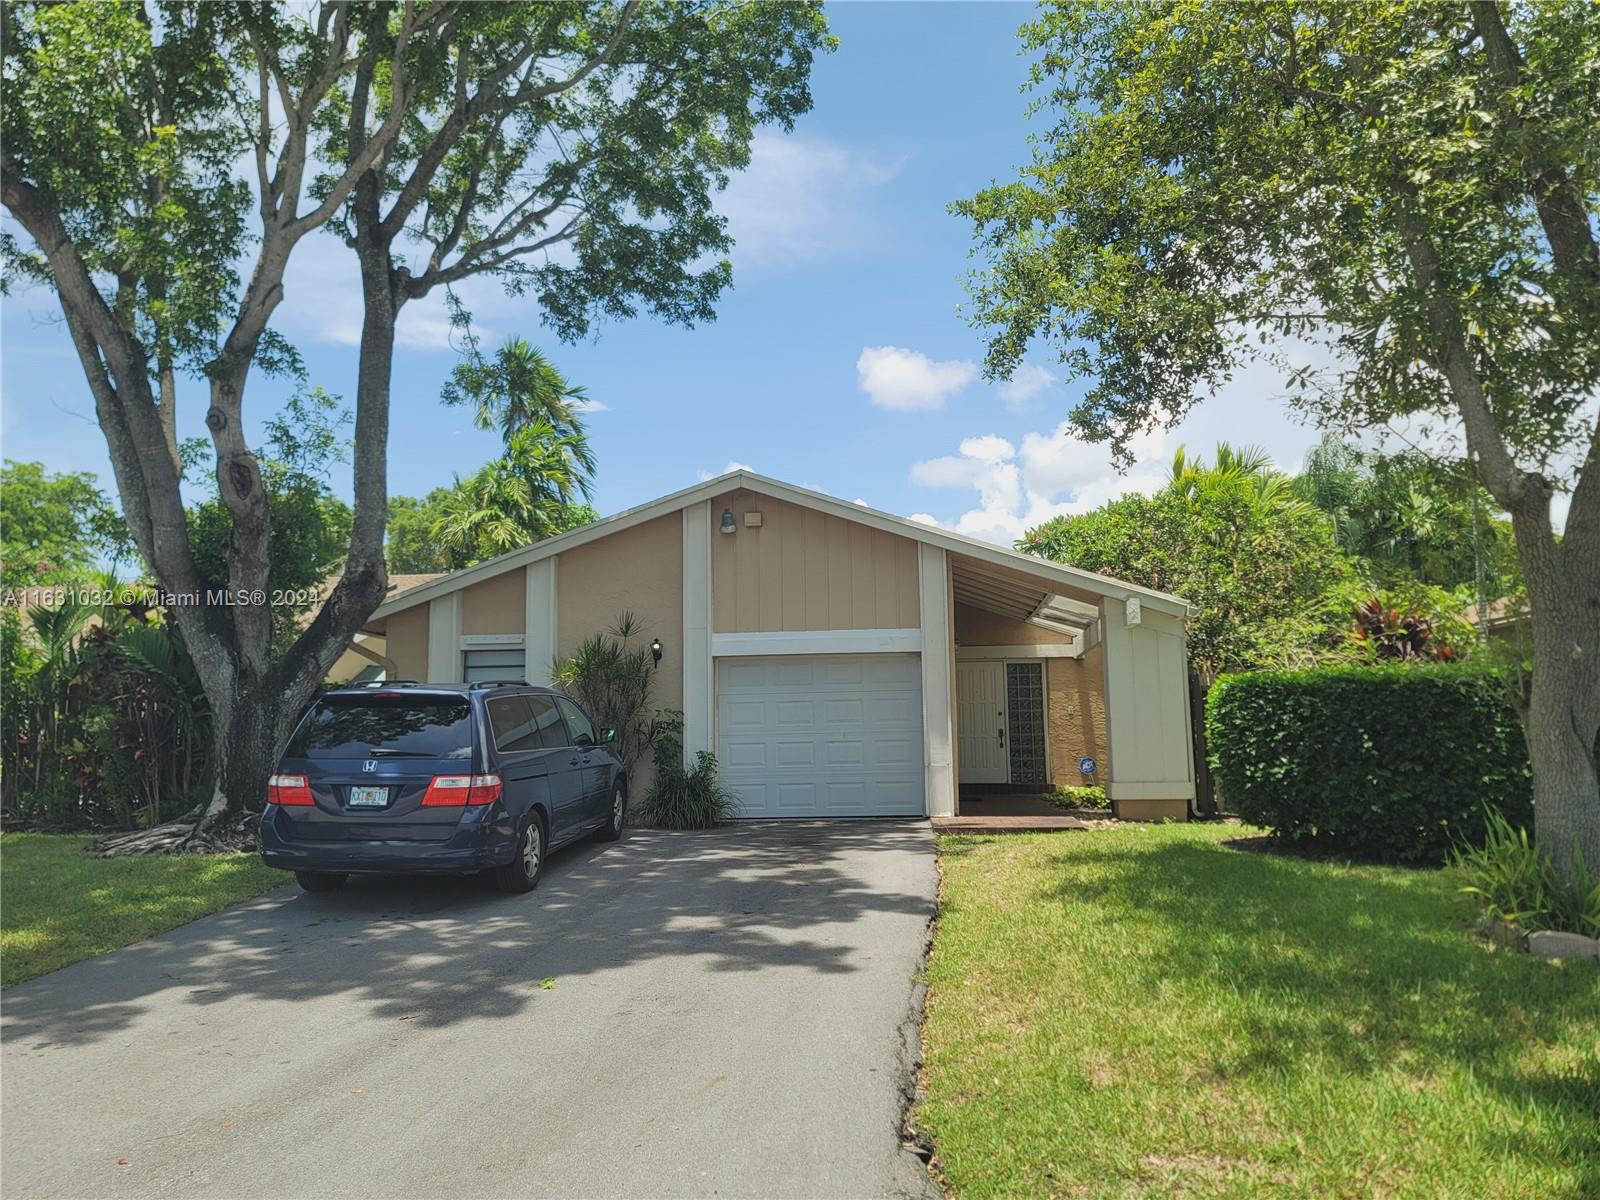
463;647;525;684
554;696;597;747
526;695;567;748
286;695;473;760
487;696;544;753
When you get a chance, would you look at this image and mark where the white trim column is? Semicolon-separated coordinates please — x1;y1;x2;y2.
682;501;713;760
525;557;557;685
427;593;462;683
919;543;955;818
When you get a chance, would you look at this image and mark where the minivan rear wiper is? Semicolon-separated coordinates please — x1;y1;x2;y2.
364;748;432;757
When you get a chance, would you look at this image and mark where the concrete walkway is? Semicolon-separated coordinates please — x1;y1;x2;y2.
2;822;939;1200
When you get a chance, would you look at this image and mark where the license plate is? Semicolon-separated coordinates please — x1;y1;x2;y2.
348;785;389;808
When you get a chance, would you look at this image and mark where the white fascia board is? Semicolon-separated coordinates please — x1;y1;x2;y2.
712;629;922;657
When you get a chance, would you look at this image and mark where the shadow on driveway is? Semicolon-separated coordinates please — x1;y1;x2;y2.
3;820;934;1046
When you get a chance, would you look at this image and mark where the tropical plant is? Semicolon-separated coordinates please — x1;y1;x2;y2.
956;1;1600;886
550;613;656;777
635;710;738;830
432;420;596;566
1351;598;1456;663
2;0;832;844
1455;809;1600;938
1020;444;1346;679
1294;436;1520;594
442;335;591;440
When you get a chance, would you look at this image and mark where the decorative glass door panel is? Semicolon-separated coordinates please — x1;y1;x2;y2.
1005;662;1047;786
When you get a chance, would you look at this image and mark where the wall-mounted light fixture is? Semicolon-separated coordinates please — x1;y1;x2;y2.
720;507;737;534
650;637;663;667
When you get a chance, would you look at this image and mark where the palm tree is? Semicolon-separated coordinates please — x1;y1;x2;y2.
442;336;591;441
431;420;596;565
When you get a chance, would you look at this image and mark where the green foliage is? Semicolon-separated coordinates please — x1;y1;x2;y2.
1294;436;1520;593
1207;665;1532;864
1454;808;1600;938
2;590;210;829
635;709;737;830
0;461;131;587
187;388;353;613
1046;784;1108;810
1021;444;1346;676
550;612;655;776
442;334;590;440
956;3;1599;473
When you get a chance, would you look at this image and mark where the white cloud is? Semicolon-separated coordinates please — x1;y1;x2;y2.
857;346;978;412
910;423;1168;546
696;460;753;482
718;131;898;269
999;364;1054;409
571;397;609;414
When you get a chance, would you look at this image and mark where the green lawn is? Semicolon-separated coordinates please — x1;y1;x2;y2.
918;823;1600;1199
1;832;285;988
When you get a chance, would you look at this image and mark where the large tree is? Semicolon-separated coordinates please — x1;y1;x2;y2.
3;1;830;844
958;1;1600;882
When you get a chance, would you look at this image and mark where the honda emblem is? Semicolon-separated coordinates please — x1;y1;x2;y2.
363;760;378;773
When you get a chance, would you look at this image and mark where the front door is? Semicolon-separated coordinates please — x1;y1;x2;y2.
956;661;1007;784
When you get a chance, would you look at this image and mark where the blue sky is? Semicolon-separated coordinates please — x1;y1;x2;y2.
1;2;1338;548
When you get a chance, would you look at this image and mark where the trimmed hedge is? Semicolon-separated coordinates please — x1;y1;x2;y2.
1207;665;1531;864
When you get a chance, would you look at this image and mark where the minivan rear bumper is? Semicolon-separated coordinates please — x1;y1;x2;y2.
259;804;518;874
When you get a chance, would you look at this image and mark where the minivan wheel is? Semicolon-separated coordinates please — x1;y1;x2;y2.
495;813;545;893
295;870;348;893
596;781;626;843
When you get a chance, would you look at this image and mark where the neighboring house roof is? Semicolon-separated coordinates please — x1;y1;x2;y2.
304;571;446;628
368;470;1192;621
1461;596;1530;629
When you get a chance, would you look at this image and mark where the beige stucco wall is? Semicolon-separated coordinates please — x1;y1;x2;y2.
711;489;920;633
461;569;525;635
953;603;1107;789
556;514;684;764
386;604;430;683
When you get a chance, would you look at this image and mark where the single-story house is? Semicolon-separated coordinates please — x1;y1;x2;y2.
360;471;1198;822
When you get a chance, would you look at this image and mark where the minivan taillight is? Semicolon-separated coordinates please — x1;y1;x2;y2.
421;774;503;807
267;773;314;805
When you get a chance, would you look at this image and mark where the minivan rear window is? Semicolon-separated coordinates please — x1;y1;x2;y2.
286;694;473;759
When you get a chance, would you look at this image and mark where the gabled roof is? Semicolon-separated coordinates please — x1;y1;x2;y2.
369;470;1192;620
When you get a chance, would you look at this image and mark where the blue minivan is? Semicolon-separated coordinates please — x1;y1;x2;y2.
261;681;627;894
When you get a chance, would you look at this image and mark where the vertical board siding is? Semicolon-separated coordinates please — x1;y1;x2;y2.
385;604;429;683
460;568;526;636
711;489;920;633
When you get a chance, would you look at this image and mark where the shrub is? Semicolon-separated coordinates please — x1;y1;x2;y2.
1047;784;1108;810
1453;809;1600;936
634;710;738;830
550;612;655;776
1207;664;1530;864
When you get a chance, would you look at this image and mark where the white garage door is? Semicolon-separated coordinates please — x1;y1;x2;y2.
716;654;925;818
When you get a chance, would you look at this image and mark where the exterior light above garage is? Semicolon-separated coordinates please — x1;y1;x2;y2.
720;508;737;534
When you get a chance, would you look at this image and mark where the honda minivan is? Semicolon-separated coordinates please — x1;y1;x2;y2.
260;682;627;893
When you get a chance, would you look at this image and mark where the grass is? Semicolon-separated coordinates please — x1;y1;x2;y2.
917;822;1600;1199
1;832;285;988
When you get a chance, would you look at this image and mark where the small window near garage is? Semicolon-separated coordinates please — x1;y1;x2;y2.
463;647;525;683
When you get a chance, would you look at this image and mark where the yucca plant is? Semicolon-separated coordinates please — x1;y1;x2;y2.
550;612;655;776
635;709;738;830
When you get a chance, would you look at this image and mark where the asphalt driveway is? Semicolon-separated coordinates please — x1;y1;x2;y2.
1;821;938;1200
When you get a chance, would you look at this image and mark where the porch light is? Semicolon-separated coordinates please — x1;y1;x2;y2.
651;637;663;667
720;508;737;534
